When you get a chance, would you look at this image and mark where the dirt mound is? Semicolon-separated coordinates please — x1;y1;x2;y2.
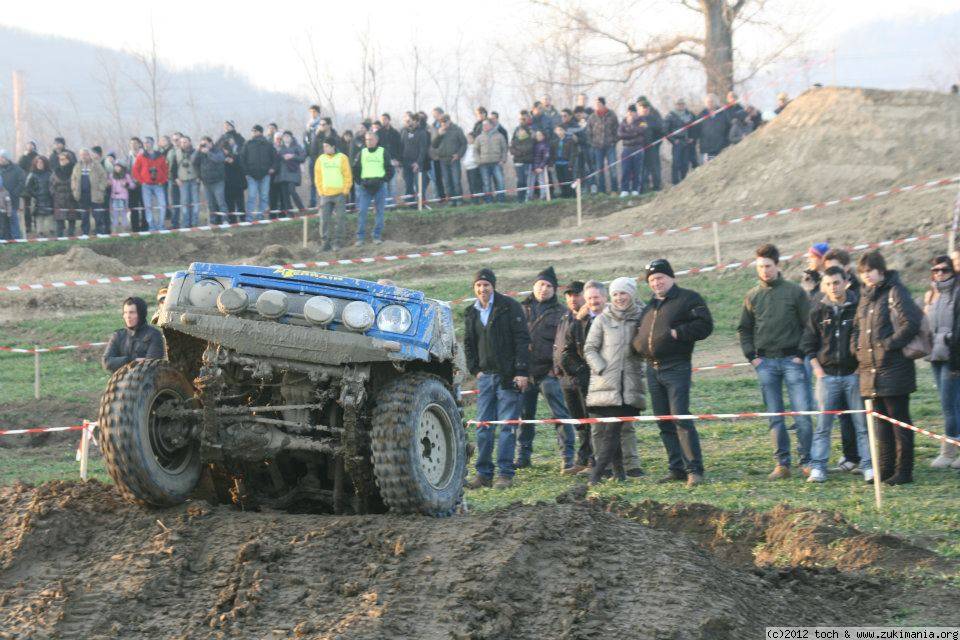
0;247;131;286
585;87;960;258
614;498;945;573
3;482;953;639
251;243;296;266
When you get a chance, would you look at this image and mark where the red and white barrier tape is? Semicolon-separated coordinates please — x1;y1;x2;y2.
468;409;865;426
458;361;751;399
450;230;947;304
4;175;954;294
0;423;89;436
870;412;960;447
0;341;108;354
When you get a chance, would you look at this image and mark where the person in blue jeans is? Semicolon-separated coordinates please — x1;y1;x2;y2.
738;243;813;479
923;254;960;468
801;267;873;483
463;268;531;490
517;267;576;471
351;132;394;245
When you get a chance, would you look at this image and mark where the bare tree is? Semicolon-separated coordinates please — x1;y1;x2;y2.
532;0;801;96
427;35;467;121
295;32;339;122
126;22;167;140
94;51;128;145
351;24;383;121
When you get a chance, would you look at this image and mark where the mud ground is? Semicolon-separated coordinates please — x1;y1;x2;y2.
1;482;956;640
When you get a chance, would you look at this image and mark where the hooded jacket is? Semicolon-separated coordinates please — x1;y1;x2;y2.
50;160;77;220
132;150;169;186
400;124;430;166
510;126;535;164
275;141;306;184
853;271;921;397
24;165;53;214
584;302;646;408
101;298;165;372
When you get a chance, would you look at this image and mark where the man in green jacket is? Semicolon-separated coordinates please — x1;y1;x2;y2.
737;243;813;480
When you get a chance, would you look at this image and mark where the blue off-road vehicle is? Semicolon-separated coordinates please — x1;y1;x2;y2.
98;263;467;516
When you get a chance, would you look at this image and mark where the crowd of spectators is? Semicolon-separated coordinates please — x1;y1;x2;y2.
0;90;767;242
464;244;960;490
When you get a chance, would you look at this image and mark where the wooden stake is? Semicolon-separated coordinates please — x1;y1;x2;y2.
575;180;583;227
79;422;91;481
302;214;308;248
949;181;960;255
33;345;40;400
12;70;26;156
864;399;883;511
417;171;424;211
712;221;722;266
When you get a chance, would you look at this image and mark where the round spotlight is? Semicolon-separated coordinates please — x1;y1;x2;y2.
217;287;249;315
341;301;375;332
303;295;336;325
188;279;223;308
256;290;289;319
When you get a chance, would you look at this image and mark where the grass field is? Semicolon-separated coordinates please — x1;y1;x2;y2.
2;254;957;561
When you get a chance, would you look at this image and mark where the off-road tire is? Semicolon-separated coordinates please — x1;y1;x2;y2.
99;360;202;507
370;373;465;516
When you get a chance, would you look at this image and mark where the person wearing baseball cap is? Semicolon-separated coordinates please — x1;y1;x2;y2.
633;258;714;487
802;242;830;297
554;280;594;472
463;268;531;490
517;266;577;474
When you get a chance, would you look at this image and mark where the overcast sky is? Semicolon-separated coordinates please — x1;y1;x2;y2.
2;0;957;97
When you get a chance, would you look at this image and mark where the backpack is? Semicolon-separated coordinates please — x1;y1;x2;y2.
888;290;932;360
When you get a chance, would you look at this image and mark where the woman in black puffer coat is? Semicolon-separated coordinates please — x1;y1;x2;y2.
853;251;922;485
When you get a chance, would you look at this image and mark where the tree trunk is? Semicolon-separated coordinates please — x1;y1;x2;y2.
701;0;734;97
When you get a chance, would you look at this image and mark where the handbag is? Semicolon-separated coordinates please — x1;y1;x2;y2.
888;290;932;360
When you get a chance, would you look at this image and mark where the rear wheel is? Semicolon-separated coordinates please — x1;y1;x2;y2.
98;360;202;507
370;373;465;516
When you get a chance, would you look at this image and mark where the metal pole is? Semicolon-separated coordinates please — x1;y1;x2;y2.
33;346;40;400
864;399;883;511
12;70;26;156
417;171;424;211
302;214;308;248
712;221;722;266
575;180;583;227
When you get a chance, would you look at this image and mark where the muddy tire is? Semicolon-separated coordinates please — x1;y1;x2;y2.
370;373;465;516
98;360;202;507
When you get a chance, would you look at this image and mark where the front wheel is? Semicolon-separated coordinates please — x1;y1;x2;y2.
370;373;465;516
98;360;202;507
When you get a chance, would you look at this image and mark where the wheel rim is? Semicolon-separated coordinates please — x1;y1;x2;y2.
417;403;454;489
147;389;194;474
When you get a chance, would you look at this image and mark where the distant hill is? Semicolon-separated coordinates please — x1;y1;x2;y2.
0;25;307;155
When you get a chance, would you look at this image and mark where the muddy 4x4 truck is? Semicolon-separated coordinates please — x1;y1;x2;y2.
98;262;468;516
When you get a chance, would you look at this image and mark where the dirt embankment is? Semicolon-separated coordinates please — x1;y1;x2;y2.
1;482;956;639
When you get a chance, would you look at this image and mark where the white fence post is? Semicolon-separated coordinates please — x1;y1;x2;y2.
864;400;883;511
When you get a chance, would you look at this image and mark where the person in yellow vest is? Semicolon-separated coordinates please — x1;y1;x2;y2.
351;132;394;245
313;140;352;251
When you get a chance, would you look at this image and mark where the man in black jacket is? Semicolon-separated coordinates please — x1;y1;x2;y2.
633;259;713;487
517;267;575;473
637;96;663;191
801;267;872;483
101;297;165;373
400;113;430;206
240;125;277;222
696;94;729;163
463;268;530;490
554;280;594;471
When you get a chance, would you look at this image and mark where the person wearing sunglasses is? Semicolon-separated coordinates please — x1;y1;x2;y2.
923;255;960;470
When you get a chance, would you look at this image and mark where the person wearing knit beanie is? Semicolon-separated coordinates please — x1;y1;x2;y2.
474;267;496;288
608;276;637;299
534;265;558;288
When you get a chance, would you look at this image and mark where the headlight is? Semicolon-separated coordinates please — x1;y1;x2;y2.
188;279;223;308
376;304;412;333
303;295;335;325
217;287;249;315
256;290;289;319
342;301;375;332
